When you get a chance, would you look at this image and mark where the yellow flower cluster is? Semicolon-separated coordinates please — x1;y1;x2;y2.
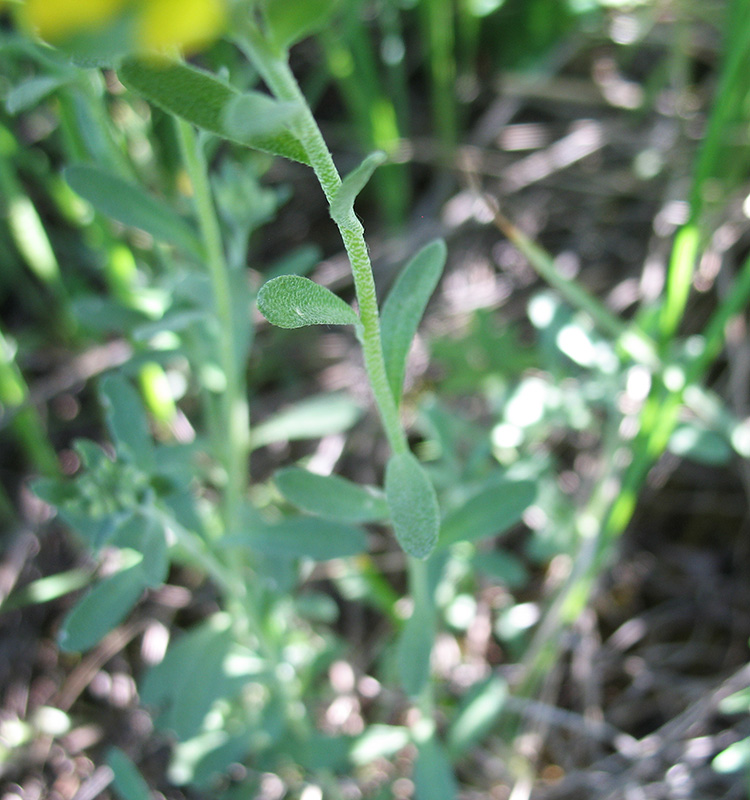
22;0;227;53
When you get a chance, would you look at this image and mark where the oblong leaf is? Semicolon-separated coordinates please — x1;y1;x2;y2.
275;467;389;522
396;609;434;696
221;92;299;140
118;58;310;165
265;0;341;50
59;563;148;652
246;518;368;561
438;478;536;549
413;734;458;800
330;151;387;226
65;165;202;255
108;748;151;800
385;453;440;560
381;240;447;403
251;393;362;449
257;275;360;329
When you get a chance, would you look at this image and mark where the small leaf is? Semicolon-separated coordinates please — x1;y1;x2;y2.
65;165;202;255
99;373;155;469
108;748;150;800
381;239;447;403
275;468;389;522
350;725;410;766
257;275;360;329
118;58;310;165
413;734;458;800
438;477;536;549
251;393;362;449
396;609;433;696
59;563;149;652
265;0;341;50
330;151;387;226
446;675;507;758
385;453;440;560
221;92;299;140
6;76;69;115
140;614;235;740
243;517;368;561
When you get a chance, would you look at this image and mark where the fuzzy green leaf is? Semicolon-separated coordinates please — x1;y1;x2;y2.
108;748;151;800
265;0;340;50
381;239;447;403
246;517;369;561
275;468;389;522
413;734;458;800
385;453;440;560
65;165;202;255
329;151;387;226
118;58;310;165
221;92;299;140
257;275;360;329
438;477;536;549
396;607;434;696
99;373;154;469
58;562;148;652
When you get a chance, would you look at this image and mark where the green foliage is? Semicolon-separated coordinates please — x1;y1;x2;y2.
117;59;310;164
64;165;203;256
329;150;387;226
264;0;342;51
385;452;440;560
257;275;360;329
275;468;389;522
381;239;447;403
4;3;749;799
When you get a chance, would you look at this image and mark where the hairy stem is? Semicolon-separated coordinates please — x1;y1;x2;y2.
236;22;408;456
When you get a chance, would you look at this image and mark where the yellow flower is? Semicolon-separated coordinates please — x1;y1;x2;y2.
21;0;227;53
136;0;226;53
23;0;130;42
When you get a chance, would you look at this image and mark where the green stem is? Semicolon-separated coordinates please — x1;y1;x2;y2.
175;120;250;531
236;23;408;456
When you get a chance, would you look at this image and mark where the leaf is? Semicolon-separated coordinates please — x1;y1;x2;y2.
413;734;458;800
118;58;310;165
108;748;150;800
257;275;360;329
669;422;733;466
329;151;387;226
350;725;410;766
396;608;433;697
65;165;202;256
140;614;235;740
251;393;362;449
265;0;341;50
243;517;368;561
385;453;440;560
275;468;389;522
6;75;69;114
221;92;299;140
113;515;168;588
99;373;155;469
446;675;507;758
438;477;536;549
381;240;447;403
58;563;149;652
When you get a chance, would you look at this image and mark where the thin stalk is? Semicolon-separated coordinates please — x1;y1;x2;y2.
175;120;250;531
236;23;408;456
408;555;437;720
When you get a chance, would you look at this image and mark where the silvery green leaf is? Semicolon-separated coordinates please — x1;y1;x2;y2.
385;453;439;560
265;0;341;51
257;275;360;329
330;151;387;226
275;468;389;522
221;92;299;140
118;59;310;165
381;239;447;403
65;165;202;256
